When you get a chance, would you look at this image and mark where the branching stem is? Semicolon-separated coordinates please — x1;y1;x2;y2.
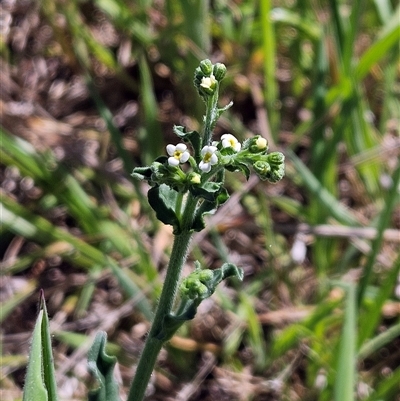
127;194;198;401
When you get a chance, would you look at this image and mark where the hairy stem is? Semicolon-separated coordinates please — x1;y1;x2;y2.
202;86;219;147
127;194;198;401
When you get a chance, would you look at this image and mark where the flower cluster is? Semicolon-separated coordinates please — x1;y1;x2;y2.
168;133;283;178
133;132;285;194
165;132;243;174
131;59;285;233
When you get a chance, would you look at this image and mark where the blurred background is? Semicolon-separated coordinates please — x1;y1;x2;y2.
1;0;399;400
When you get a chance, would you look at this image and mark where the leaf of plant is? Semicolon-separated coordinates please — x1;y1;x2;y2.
189;181;222;201
191;187;229;232
131;165;153;181
23;291;58;401
225;161;251;180
87;331;121;401
147;184;180;233
191;200;217;232
173;125;201;161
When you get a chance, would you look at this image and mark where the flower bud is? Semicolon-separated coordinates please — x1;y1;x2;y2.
200;75;217;95
253;161;271;179
198;269;213;282
213;63;227;81
256;137;268;150
199;59;213;75
242;136;269;153
180;277;208;299
188;172;201;185
268;166;285;183
267;152;285;167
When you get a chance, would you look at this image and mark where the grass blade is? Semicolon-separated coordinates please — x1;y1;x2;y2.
355;18;400;81
358;320;400;361
260;0;279;136
286;149;361;226
1;192;153;320
138;53;164;165
334;284;356;401
357;162;400;306
0;280;36;323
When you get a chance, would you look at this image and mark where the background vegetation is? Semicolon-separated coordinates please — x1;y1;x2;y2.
1;0;399;400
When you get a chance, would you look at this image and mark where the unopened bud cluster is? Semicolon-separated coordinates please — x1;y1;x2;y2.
194;59;227;98
180;269;214;300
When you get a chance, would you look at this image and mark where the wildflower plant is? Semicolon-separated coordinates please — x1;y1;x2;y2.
19;59;285;401
125;59;285;400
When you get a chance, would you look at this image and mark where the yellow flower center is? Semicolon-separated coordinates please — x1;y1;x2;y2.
203;152;212;163
174;150;183;159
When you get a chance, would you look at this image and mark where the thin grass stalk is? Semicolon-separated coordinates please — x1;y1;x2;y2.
138;53;164;165
334;283;356;401
260;0;279;138
357;162;400;306
175;0;210;120
286;149;361;226
342;0;364;74
358;318;400;361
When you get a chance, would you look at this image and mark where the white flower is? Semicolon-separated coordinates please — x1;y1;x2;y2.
200;75;217;90
166;143;190;166
221;134;241;152
256;137;267;150
199;145;218;173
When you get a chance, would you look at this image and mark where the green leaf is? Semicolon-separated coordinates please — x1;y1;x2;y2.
225;162;251;180
173;125;201;161
88;332;121;401
191;185;229;232
189;181;222;201
147;184;180;232
23;291;58;401
131;165;153;181
191;201;214;232
216;101;234;119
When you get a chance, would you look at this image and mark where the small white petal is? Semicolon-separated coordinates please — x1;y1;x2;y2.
200;75;216;89
201;145;217;155
221;134;241;151
166;144;176;156
176;143;187;152
210;154;218;165
168;157;180;166
180;152;190;163
256;137;267;149
199;161;211;173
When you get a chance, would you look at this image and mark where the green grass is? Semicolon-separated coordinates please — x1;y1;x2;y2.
1;0;399;400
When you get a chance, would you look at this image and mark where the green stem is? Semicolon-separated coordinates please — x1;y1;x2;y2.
175;191;184;220
202;86;219;147
127;194;198;401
